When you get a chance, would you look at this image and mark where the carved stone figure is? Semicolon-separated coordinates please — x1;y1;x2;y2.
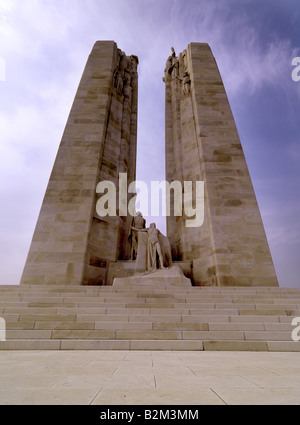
118;50;127;76
165;47;179;79
114;53;138;95
123;74;132;98
182;71;191;95
132;222;166;272
130;55;139;73
146;223;165;271
182;50;188;72
114;70;123;93
129;212;146;260
170;47;179;78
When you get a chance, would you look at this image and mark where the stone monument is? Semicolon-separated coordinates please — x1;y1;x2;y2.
164;43;278;287
20;41;278;288
20;41;139;286
3;43;300;354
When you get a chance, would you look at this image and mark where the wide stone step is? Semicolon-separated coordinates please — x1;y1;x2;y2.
1;295;300;304
1;284;299;293
0;339;299;351
1;305;299;319
1;293;300;300
4;320;295;333
3;328;294;342
0;312;291;319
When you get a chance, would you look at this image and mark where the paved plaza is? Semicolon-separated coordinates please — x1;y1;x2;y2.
0;350;300;405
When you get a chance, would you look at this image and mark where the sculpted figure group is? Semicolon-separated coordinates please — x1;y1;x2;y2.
164;47;191;96
129;212;170;273
113;50;139;95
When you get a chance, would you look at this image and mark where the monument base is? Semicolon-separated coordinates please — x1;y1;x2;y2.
106;260;192;285
113;265;192;287
1;284;300;351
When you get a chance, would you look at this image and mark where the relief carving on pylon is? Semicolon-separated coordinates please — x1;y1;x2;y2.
163;47;191;96
113;50;139;94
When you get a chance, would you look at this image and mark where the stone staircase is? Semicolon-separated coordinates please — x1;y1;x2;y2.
0;284;300;351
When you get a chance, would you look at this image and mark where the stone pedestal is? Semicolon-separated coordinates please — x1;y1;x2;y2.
113;265;192;287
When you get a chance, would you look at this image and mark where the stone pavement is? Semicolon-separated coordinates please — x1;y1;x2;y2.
0;350;300;405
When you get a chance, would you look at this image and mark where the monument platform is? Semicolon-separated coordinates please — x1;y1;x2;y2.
0;284;299;351
1;350;300;404
113;265;192;287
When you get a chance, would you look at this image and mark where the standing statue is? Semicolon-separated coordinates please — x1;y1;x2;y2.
146;223;165;271
130;55;139;73
182;71;191;95
165;47;179;79
128;212;146;260
114;70;124;93
123;74;132;98
131;222;165;272
171;47;179;78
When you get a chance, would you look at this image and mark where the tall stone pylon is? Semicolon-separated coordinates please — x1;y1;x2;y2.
164;43;278;287
20;41;138;285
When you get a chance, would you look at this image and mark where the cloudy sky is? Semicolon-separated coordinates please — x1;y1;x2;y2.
0;0;299;288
